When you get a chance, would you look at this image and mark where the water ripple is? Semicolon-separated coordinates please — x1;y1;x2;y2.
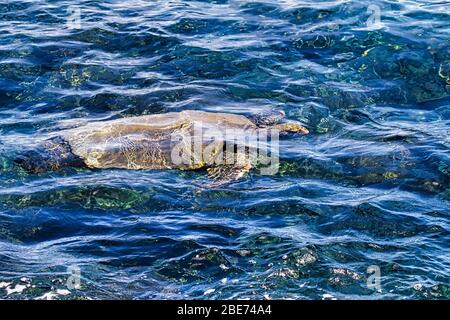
0;0;449;299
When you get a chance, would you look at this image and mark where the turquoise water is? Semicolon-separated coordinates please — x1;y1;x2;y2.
0;0;449;299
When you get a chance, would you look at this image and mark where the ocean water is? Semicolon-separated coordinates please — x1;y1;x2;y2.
0;0;449;300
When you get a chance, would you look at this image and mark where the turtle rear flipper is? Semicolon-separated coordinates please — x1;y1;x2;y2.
14;136;86;173
14;150;54;173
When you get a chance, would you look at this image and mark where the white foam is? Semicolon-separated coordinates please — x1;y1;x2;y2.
203;288;216;295
56;289;71;296
6;284;27;295
219;264;229;270
36;292;58;300
322;293;337;300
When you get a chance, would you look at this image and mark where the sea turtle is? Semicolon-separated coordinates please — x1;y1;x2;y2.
15;110;308;187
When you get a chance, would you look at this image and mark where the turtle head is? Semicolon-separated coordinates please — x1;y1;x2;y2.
249;109;286;127
268;120;309;135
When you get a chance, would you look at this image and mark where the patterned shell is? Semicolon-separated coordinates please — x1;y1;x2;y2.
61;111;257;170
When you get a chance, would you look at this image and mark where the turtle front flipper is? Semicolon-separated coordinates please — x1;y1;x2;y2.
202;162;252;189
14;136;86;173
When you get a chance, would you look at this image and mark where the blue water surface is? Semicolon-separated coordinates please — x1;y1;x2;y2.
0;0;449;299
